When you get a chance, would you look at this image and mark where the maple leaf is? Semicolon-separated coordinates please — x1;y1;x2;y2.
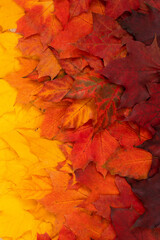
40;171;86;230
139;125;160;158
50;12;93;58
68;125;119;175
64;209;108;240
105;147;152;179
18;129;66;169
37;233;51;240
94;175;144;220
54;0;70;27
89;129;120;174
69;0;93;18
40;97;97;135
37;75;73;102
5;58;42;104
18;35;44;58
0;0;24;30
0;32;21;78
111;207;160;240
100;39;160;108
40;102;70;139
16;175;53;200
4;0;160;239
59;225;76;240
61;98;97;129
128;172;160;228
16;2;60;46
105;0;140;19
108;121;150;149
0;194;37;239
0;77;66;239
66;71;122;128
60;57;88;76
119;5;160;46
127;83;160;133
95;80;122;129
76;13;126;66
66;71;105;99
36;48;61;79
75;162;119;201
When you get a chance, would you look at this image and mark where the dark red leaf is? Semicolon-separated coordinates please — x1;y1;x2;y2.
139;126;160;158
76;13;127;66
129;172;160;228
100;39;160;108
119;5;160;46
127;83;160;133
111;208;160;240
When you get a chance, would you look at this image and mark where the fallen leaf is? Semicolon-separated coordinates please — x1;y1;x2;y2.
77;13;126;65
0;0;24;30
40;171;86;230
100;39;160;108
59;225;76;240
62;98;97;129
50;12;93;58
119;5;160;46
111;207;160;240
37;233;51;240
105;148;152;179
54;0;70;27
139;125;160;158
64;209;108;240
129;172;160;228
37;48;61;79
75;162;119;200
69;0;93;18
0;32;21;78
105;0;139;19
16;2;59;46
94;176;144;220
127;83;160;134
37;75;73;102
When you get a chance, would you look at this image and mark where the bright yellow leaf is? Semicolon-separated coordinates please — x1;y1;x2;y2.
0;0;24;30
0;80;16;116
16;175;53;200
18;129;66;168
0;194;36;239
0;32;21;78
0;78;65;240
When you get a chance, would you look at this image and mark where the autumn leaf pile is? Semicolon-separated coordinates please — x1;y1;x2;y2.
1;0;160;239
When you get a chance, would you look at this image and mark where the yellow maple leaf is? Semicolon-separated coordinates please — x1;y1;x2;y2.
0;194;36;239
16;175;53;200
0;0;24;30
0;32;21;78
0;194;55;240
0;78;65;240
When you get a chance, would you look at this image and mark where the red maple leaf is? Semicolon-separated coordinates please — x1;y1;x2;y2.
127;83;160;133
119;5;160;46
111;208;160;240
100;39;160;108
76;13;127;65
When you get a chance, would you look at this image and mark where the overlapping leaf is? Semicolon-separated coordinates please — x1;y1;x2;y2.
1;0;160;239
